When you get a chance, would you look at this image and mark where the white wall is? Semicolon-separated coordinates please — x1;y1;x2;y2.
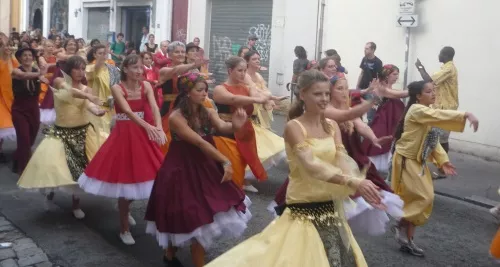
324;0;500;159
0;0;11;34
68;0;83;38
268;0;319;96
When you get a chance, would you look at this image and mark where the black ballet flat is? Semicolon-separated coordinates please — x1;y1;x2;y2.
163;256;184;267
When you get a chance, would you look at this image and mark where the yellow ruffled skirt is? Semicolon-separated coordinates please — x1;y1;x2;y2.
245;122;286;179
17;125;107;190
206;208;367;267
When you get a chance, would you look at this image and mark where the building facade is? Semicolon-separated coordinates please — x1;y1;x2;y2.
0;0;22;34
67;0;188;45
188;0;500;160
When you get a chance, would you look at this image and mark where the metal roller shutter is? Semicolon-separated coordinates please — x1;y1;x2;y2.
87;7;110;42
209;0;273;85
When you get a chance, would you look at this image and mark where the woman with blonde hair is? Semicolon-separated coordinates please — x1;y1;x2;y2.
207;69;383;267
212;56;270;189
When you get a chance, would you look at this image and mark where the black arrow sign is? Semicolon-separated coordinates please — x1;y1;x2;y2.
398;16;416;26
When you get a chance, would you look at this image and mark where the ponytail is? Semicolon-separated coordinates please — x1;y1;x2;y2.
391;80;428;153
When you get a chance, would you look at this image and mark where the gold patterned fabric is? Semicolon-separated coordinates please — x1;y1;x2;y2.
17;85;108;191
206;119;367;267
44;124;90;181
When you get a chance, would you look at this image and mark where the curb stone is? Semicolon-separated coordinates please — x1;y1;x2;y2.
0;216;54;267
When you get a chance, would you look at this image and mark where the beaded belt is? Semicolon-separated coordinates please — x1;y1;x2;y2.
275;201;343;227
163;94;178;101
115;111;144;121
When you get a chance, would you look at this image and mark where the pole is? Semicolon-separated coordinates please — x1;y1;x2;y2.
403;27;411;89
316;0;326;61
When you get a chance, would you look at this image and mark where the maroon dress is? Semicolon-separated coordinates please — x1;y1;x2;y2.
145;123;251;249
362;98;404;156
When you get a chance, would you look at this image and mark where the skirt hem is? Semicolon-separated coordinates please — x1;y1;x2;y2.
78;174;154;200
146;196;252;250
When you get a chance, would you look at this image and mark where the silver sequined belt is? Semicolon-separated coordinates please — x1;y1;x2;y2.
115;112;144;121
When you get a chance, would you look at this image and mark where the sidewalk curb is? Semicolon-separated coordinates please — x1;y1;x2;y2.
435;190;498;209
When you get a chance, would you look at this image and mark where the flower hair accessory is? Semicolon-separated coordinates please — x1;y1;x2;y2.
177;72;207;93
383;64;394;70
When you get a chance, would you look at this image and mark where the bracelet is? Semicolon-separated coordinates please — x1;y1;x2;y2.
222;161;231;168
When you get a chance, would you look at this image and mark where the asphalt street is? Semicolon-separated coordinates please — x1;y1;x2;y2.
0;115;498;267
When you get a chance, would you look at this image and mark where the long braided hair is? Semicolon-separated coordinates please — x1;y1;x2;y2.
391;80;428;153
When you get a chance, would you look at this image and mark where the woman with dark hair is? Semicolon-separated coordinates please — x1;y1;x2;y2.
242;50;287;192
18;55;107;219
10;47;47;174
207;70;382;267
212;56;270;189
38;40;57;123
79;54;165;245
145;73;251;267
292;46;311;88
157;41;204;154
143;34;158;53
361;64;407;173
40;38;81;126
237;46;250;58
390;80;478;257
85;44;120;134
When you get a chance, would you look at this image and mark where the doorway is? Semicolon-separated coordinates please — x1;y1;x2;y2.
122;7;150;51
33;9;42;30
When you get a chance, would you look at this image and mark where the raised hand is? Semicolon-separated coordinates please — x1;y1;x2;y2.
231;108;248;130
465;112;479;132
441;162;457;176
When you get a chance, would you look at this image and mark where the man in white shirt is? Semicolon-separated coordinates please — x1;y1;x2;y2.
139;26;149;52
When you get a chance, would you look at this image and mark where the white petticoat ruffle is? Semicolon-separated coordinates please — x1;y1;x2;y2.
368;152;392;173
21;184;85;195
344;191;404;236
40;108;56;126
267;200;279;218
244;150;286;180
0;128;16;141
78;174;154;200
146;196;252;250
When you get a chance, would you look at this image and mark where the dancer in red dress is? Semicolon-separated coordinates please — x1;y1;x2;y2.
145;73;251;267
78;55;166;245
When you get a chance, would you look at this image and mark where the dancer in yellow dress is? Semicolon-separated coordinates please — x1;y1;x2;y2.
85;44;120;133
17;56;108;219
242;50;288;192
390;80;479;257
206;70;383;267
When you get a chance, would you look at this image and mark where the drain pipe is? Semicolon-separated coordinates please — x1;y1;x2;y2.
315;0;326;61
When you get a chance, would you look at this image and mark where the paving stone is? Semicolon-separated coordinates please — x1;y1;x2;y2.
0;221;11;228
0;231;24;242
34;262;52;267
0;258;18;267
16;247;44;259
17;253;48;267
13;240;36;253
0;226;15;233
0;249;15;261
